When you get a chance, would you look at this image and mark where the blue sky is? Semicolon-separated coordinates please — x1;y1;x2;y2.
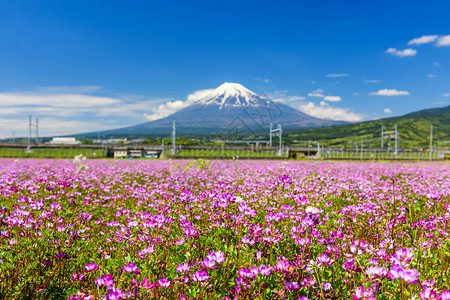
0;0;449;137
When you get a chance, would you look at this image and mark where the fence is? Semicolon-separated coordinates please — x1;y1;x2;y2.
321;149;444;160
164;147;289;159
0;146;445;160
0;147;104;158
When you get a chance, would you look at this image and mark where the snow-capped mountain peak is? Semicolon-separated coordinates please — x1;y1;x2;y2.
196;82;262;108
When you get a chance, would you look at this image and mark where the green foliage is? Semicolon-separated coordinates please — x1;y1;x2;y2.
285;105;450;148
182;158;211;171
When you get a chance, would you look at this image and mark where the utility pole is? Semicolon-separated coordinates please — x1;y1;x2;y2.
35;118;39;144
381;125;384;149
172;121;176;155
27;115;32;151
269;123;273;147
429;124;433;160
269;124;282;156
394;124;398;156
360;137;363;160
278;124;282;156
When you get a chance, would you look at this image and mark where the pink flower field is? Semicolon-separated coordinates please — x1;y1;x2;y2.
0;159;449;299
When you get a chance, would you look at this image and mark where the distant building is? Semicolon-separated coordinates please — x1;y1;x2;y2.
94;138;129;144
129;150;142;158
144;150;159;158
114;151;128;159
47;137;81;145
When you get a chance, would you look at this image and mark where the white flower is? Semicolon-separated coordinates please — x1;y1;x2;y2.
306;206;323;214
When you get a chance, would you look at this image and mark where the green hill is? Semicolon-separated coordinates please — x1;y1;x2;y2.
285;105;450;149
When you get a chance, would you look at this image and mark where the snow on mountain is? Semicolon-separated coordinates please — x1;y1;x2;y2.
195;82;262;108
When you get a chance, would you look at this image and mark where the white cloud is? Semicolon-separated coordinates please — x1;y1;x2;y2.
0;86;182;137
0;92;120;107
271;90;288;94
308;93;324;98
254;78;271;83
369;89;410;96
325;73;349;78
285;96;305;101
97;99;172;118
443;93;450;97
408;35;438;45
383;108;393;113
365;79;380;83
144;100;191;121
295;102;362;122
427;74;436;78
323;96;341;102
186;89;214;102
436;35;450;46
143;88;218;121
386;48;417;57
265;90;306;103
353;92;359;95
33;86;103;94
434;62;440;67
0;117;117;138
307;88;325;98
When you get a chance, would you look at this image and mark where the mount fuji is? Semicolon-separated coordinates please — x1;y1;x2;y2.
95;83;345;136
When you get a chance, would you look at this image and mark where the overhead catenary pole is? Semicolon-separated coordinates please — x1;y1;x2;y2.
35;118;39;144
269;123;282;156
278;124;282;156
172;121;176;155
27;115;32;151
429;124;433;160
394;124;398;156
360;137;363;160
269;123;273;147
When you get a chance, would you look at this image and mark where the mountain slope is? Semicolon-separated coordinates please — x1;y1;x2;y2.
286;105;450;148
92;83;345;136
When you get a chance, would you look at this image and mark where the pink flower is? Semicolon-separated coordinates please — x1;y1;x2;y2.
365;266;388;278
71;272;85;281
176;263;191;273
238;268;256;279
419;286;437;299
438;291;450;300
158;277;171;288
353;286;376;300
316;254;332;267
95;274;115;287
140;278;155;290
201;258;216;269
192;270;209;282
85;263;99;272
390;248;414;267
259;264;272;276
389;266;420;283
275;258;290;272
207;251;225;264
123;263;140;274
285;281;300;291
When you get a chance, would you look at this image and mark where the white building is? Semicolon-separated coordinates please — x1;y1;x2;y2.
47;137;81;145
